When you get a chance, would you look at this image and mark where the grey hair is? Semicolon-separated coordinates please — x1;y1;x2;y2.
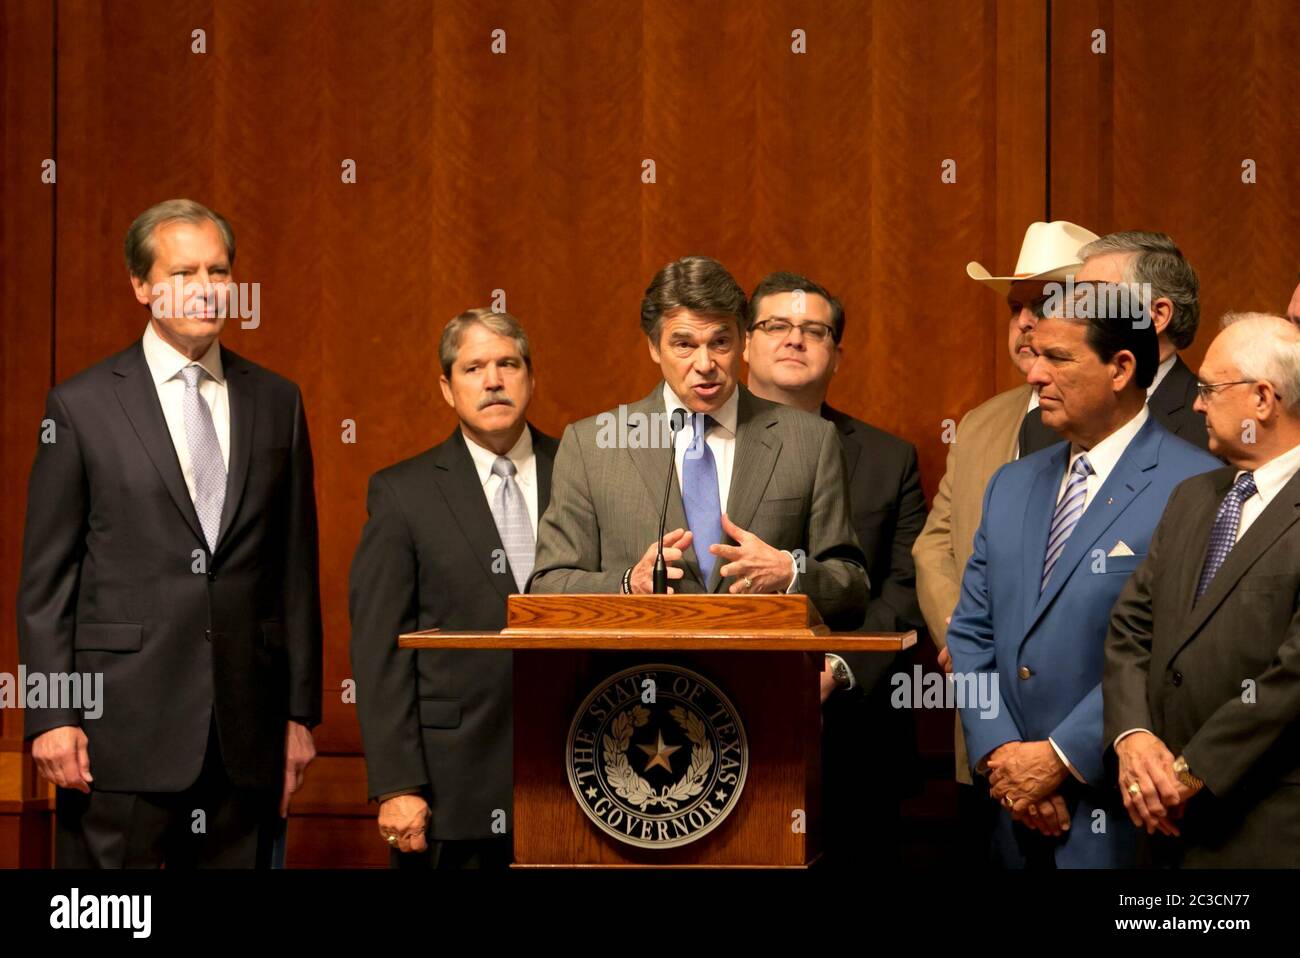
439;308;532;377
124;198;235;280
1079;231;1199;350
1219;312;1300;412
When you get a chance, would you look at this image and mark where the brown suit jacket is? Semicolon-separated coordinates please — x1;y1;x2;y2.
1105;463;1300;867
912;383;1035;782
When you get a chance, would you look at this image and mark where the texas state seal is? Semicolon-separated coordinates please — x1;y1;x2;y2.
566;663;748;849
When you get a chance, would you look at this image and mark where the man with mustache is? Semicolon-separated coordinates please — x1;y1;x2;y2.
913;220;1098;861
530;255;867;629
350;308;558;868
19;198;322;867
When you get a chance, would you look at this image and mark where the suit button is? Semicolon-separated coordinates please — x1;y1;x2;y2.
1018;666;1033;680
1172;670;1183;687
204;630;212;642
207;571;216;581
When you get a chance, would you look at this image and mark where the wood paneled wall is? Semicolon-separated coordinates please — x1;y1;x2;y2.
1;0;1295;867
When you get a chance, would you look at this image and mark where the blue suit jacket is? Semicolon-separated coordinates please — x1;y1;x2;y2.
947;414;1218;867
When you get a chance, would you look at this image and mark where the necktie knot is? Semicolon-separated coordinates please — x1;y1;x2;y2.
491;456;517;479
1230;471;1257;502
179;364;205;388
1071;453;1094;478
691;413;715;441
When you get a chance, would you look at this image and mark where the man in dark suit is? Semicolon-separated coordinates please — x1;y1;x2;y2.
1077;231;1209;449
945;285;1218;867
350;309;557;868
743;271;927;866
19;199;322;867
529;256;866;629
1105;313;1300;867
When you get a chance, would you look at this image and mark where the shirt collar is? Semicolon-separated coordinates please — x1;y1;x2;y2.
1240;441;1300;509
462;425;534;488
1147;354;1177;397
661;381;739;438
1068;405;1149;484
142;321;224;386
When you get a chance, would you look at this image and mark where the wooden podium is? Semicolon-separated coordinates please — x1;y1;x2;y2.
400;593;914;868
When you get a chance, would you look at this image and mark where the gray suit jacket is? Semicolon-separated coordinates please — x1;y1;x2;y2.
1105;464;1300;867
528;383;868;630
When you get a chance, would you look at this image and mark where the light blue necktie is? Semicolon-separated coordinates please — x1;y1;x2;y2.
490;456;534;592
681;413;723;585
1041;453;1093;592
179;364;226;553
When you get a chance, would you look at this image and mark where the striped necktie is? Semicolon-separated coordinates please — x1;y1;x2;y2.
1041;453;1093;592
1194;471;1257;602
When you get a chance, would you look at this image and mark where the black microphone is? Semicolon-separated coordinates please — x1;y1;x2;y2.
653;408;691;594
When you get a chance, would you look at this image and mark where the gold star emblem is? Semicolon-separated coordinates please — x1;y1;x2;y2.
637;729;681;773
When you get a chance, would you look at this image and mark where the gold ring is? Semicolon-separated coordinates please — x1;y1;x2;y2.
1004;795;1014;808
385;833;398;845
743;576;753;590
1127;782;1141;797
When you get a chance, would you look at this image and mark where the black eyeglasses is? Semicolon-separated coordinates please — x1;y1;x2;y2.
750;319;836;344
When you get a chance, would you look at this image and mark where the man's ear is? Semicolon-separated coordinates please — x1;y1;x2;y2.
1113;349;1139;392
130;272;153;308
438;374;455;409
830;343;844;377
1149;296;1174;337
647;334;661;364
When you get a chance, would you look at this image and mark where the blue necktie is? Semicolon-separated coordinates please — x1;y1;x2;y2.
681;413;723;585
1195;471;1257;601
1041;453;1093;592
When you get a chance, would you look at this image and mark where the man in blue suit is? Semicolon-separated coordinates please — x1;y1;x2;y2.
947;282;1219;868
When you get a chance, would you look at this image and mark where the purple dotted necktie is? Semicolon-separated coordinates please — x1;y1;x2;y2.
490;456;534;592
681;413;723;584
1195;471;1257;601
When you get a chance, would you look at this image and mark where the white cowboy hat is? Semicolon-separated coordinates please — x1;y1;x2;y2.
966;221;1100;296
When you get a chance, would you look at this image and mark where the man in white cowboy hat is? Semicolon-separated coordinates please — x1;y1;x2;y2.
913;219;1097;862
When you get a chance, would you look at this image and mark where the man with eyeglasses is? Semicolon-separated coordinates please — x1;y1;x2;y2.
743;271;928;867
1105;312;1300;867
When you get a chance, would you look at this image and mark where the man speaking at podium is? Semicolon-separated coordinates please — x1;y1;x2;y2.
528;256;867;632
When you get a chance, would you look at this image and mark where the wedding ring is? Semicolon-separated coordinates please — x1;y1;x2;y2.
742;576;753;591
1127;782;1141;797
385;833;398;845
1004;795;1014;808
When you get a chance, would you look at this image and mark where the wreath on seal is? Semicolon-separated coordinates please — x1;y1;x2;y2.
602;704;712;811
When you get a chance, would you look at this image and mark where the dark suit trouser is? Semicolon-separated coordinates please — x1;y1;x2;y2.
55;713;278;868
390;835;512;870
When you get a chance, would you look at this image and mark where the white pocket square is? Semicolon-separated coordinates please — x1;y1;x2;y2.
1107;540;1135;557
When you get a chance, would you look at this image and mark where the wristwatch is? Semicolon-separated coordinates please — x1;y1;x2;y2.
826;655;851;688
1172;754;1204;792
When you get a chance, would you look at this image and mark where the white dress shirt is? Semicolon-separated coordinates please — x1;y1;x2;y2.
1047;405;1150;781
141;322;230;504
462;426;539;537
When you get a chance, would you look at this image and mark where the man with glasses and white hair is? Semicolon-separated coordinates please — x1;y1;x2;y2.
744;271;928;867
1105;312;1300;867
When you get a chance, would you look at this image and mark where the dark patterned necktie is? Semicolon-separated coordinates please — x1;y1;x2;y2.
1194;471;1257;601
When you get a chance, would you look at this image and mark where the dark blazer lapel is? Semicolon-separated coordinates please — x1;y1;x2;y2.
111;342;206;548
717;386;782;592
823;405;861;484
1026;418;1159;636
1021;446;1069;631
531;423;555;517
1171;468;1300;656
432;429;513;603
1149;355;1195;424
624;384;702;588
1175;470;1236;617
215;348;256;551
